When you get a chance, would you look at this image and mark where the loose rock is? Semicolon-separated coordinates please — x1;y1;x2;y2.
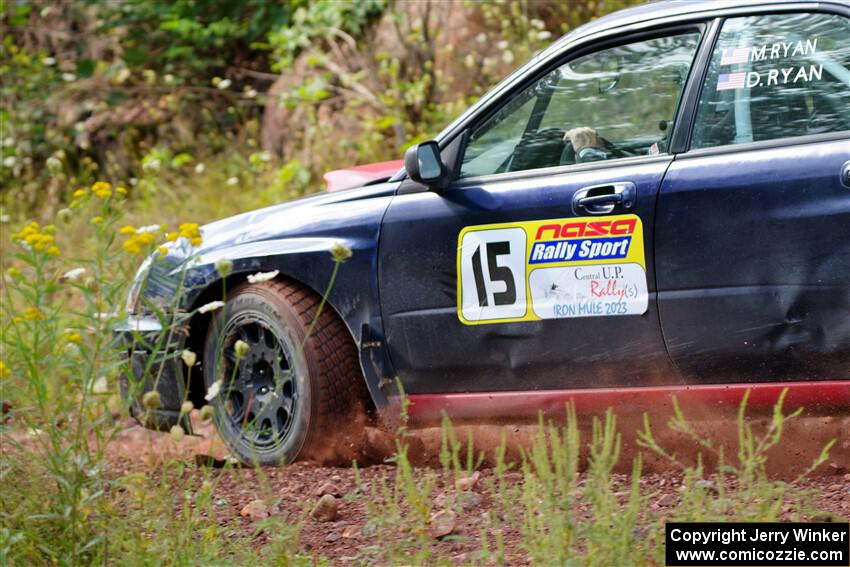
310;494;339;522
314;482;342;498
455;471;480;492
240;499;269;520
457;491;482;511
428;509;457;539
342;525;361;539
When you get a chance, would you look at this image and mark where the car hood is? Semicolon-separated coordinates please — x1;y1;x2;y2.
195;182;399;254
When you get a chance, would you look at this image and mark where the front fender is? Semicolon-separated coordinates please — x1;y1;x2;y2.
183;238;394;411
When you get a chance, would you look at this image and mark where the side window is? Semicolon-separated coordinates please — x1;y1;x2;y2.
459;31;702;179
692;12;850;149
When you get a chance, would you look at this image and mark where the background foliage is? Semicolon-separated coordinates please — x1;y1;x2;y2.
1;0;643;227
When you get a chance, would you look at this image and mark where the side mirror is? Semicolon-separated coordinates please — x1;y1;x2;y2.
404;141;448;190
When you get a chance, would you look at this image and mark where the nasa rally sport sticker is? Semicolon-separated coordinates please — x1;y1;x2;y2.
457;214;648;325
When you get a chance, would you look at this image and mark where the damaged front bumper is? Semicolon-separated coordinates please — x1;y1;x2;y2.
114;315;193;433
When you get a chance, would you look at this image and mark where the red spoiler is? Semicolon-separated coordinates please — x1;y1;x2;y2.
323;160;404;192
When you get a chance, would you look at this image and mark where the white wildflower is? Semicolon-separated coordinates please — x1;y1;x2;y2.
217;78;232;90
92;376;109;394
330;241;353;263
198;300;225;314
537;30;552;41
136;224;161;233
234;340;250;359
215;258;233;277
194;162;206;174
497;40;509;50
42;57;56;66
199;405;214;421
169;425;185;442
61;73;77;82
244;88;258;99
115;68;131;84
181;349;197;367
247;270;279;284
142;158;161;173
3;156;17;168
476;32;487;43
62;267;86;281
205;380;222;401
225;176;238;186
502;50;515;65
2;137;14;147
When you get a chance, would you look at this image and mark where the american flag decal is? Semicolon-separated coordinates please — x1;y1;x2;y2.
716;72;746;91
720;47;750;66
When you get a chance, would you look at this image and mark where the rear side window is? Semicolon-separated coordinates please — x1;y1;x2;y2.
692;12;850;149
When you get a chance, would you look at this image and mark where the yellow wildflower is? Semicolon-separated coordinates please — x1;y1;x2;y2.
6;267;21;279
47;246;60;257
0;361;10;378
91;181;112;198
43;224;56;235
122;232;157;255
73;188;87;198
115;186;128;195
13;221;39;243
190;237;202;247
91;216;103;225
122;240;142;255
63;331;82;344
157;246;168;255
13;316;23;325
119;225;137;235
18;226;55;252
24;306;44;321
165;232;178;242
36;235;54;251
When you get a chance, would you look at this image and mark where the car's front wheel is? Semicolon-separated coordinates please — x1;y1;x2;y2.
202;279;368;465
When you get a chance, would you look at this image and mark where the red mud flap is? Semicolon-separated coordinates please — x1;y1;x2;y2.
406;381;850;424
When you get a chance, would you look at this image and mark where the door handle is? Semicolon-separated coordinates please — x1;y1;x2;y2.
573;182;636;215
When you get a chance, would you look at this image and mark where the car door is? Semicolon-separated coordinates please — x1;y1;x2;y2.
378;29;705;395
656;10;850;384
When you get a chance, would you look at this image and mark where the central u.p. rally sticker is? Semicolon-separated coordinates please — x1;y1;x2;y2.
457;214;648;325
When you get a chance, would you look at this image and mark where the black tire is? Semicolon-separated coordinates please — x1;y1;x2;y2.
202;279;368;465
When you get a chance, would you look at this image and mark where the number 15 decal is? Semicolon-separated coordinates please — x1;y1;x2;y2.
459;227;527;322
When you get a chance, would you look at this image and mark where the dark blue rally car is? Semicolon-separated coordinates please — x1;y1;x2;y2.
117;0;850;464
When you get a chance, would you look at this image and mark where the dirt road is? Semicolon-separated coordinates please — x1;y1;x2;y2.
106;412;850;564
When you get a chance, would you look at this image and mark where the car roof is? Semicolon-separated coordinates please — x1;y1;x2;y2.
549;0;829;53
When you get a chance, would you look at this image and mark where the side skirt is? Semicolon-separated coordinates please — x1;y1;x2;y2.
405;381;850;425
